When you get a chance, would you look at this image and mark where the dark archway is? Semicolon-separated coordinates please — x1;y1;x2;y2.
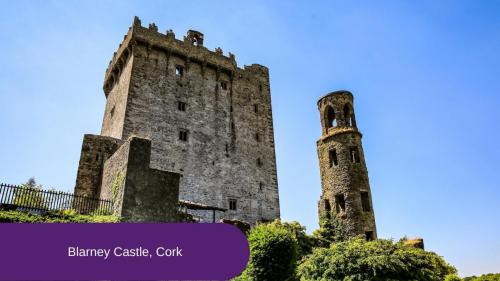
343;103;356;127
325;106;337;130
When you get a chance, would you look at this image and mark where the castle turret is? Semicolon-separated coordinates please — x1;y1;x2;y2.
316;90;377;240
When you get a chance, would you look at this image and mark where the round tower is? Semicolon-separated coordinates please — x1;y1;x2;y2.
316;90;377;240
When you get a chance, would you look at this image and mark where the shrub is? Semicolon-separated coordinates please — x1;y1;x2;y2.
266;220;314;260
311;214;349;248
297;237;456;281
13;177;48;209
464;273;500;281
446;274;463;281
235;222;298;281
0;210;118;223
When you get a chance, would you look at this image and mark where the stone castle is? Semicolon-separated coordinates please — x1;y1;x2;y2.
316;91;377;239
74;17;280;224
72;17;378;235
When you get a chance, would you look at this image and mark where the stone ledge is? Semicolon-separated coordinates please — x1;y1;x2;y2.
318;127;362;143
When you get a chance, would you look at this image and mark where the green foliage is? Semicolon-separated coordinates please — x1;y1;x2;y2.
89;205;113;216
266;220;314;260
0;209;118;223
311;214;349;248
297;237;456;281
111;171;125;202
464;273;500;281
13;177;48;209
235;221;299;281
445;274;463;281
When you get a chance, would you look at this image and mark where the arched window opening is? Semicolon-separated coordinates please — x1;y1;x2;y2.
325;106;337;130
343;104;356;127
192;37;199;46
343;104;351;127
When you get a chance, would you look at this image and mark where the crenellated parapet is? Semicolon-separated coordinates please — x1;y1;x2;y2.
103;16;244;97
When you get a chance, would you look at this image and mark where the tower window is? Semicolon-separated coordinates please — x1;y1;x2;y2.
325;106;337;129
365;231;375;241
220;81;228;90
335;194;345;212
177;101;186;111
254;104;259;113
350;146;360;163
229;199;237;210
329;148;338;167
361;191;371;212
324;199;331;219
259;84;263;95
257;157;263;167
259;182;264;191
255;133;260;142
179;129;188;142
175;65;184;76
343;104;356;127
110;105;115;118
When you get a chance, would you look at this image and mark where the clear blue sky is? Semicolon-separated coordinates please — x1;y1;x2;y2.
1;0;499;277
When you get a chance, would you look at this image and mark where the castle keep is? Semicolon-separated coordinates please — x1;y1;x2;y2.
316;91;377;239
74;17;280;224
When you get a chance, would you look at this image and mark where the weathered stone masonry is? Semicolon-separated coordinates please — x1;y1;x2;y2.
317;90;377;239
100;136;180;222
74;17;280;224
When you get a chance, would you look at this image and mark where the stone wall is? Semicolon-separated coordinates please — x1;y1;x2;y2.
100;136;180;222
316;91;377;239
101;54;134;139
96;17;280;224
74;134;123;199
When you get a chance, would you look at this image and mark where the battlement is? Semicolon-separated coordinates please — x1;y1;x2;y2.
104;16;248;96
243;64;269;75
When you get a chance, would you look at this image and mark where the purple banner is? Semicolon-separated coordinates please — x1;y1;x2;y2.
0;223;249;280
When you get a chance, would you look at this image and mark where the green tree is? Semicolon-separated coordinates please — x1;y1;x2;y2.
266;220;314;260
297;237;456;281
235;222;299;281
13;177;48;209
311;214;349;248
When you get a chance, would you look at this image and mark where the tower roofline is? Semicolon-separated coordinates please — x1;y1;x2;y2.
104;16;262;97
317;90;353;105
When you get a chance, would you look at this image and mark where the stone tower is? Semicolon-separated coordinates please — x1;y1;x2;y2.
74;17;280;224
316;90;377;240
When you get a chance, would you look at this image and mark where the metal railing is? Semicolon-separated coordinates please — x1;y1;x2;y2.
0;183;113;215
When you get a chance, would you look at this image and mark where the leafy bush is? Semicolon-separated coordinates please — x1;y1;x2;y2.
266;220;314;260
446;274;463;281
0;209;118;223
13;177;48;209
235;221;299;281
297;237;456;281
311;214;349;248
464;273;500;281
